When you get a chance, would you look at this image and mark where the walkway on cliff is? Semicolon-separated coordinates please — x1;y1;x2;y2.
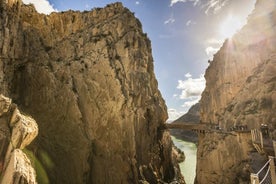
165;122;207;131
165;122;238;134
166;122;256;135
166;122;276;184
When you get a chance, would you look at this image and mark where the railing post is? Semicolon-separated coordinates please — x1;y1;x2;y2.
251;129;256;142
269;156;276;184
260;131;263;149
250;173;259;184
273;141;276;157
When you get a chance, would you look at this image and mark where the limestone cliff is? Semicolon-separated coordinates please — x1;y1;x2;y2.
0;0;184;183
200;0;276;126
196;0;276;183
0;94;38;183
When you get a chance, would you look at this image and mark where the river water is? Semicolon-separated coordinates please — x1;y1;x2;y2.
171;136;197;184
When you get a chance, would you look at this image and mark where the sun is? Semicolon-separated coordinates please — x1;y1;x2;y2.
219;15;244;39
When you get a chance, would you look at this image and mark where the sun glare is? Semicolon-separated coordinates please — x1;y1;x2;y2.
219;15;244;39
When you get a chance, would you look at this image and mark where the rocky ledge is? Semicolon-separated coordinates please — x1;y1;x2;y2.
0;94;38;183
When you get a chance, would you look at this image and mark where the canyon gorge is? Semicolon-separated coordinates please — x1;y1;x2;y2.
0;0;275;183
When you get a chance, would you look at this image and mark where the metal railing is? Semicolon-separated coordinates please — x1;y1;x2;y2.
251;156;276;184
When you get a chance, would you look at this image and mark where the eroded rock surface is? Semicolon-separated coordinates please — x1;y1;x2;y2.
196;0;276;183
0;0;184;183
0;94;38;184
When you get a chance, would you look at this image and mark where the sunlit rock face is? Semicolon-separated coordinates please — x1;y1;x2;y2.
200;0;276;126
197;0;276;183
0;94;38;184
0;0;184;183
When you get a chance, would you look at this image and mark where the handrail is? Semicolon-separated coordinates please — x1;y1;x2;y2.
259;166;270;184
256;159;271;175
251;157;276;184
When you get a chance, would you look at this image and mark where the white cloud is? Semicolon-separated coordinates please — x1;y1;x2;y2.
177;74;205;112
164;18;175;24
135;1;140;5
22;0;57;15
177;74;205;99
169;74;205;121
181;96;200;108
204;0;229;14
206;38;223;45
186;20;196;26
170;0;200;7
170;0;229;14
170;0;186;7
186;20;192;26
173;94;178;98
205;46;219;58
167;108;185;122
185;73;192;78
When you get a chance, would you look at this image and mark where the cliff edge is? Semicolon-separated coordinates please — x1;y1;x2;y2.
196;0;276;183
0;0;184;183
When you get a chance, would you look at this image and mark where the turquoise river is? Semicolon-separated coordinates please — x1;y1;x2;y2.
171;136;197;184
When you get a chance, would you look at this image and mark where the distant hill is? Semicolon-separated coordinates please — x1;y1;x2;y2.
174;103;200;123
170;103;200;143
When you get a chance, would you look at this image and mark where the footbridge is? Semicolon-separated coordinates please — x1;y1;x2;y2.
165;122;207;130
165;122;251;134
165;122;214;133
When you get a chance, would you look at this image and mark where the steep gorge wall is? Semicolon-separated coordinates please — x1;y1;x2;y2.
196;0;276;183
200;0;276;126
0;0;184;183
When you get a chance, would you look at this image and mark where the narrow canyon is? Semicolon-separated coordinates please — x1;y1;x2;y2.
0;0;275;184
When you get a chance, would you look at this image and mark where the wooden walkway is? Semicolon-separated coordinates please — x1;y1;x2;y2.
166;123;255;135
165;122;207;131
165;122;216;134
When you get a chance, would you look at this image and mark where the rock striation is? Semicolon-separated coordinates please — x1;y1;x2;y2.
0;0;184;183
0;94;38;184
196;0;276;183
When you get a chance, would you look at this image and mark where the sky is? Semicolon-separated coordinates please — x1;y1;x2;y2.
22;0;256;121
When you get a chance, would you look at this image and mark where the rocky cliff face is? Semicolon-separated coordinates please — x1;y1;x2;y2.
197;0;276;183
200;0;276;126
0;0;184;183
0;94;38;183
